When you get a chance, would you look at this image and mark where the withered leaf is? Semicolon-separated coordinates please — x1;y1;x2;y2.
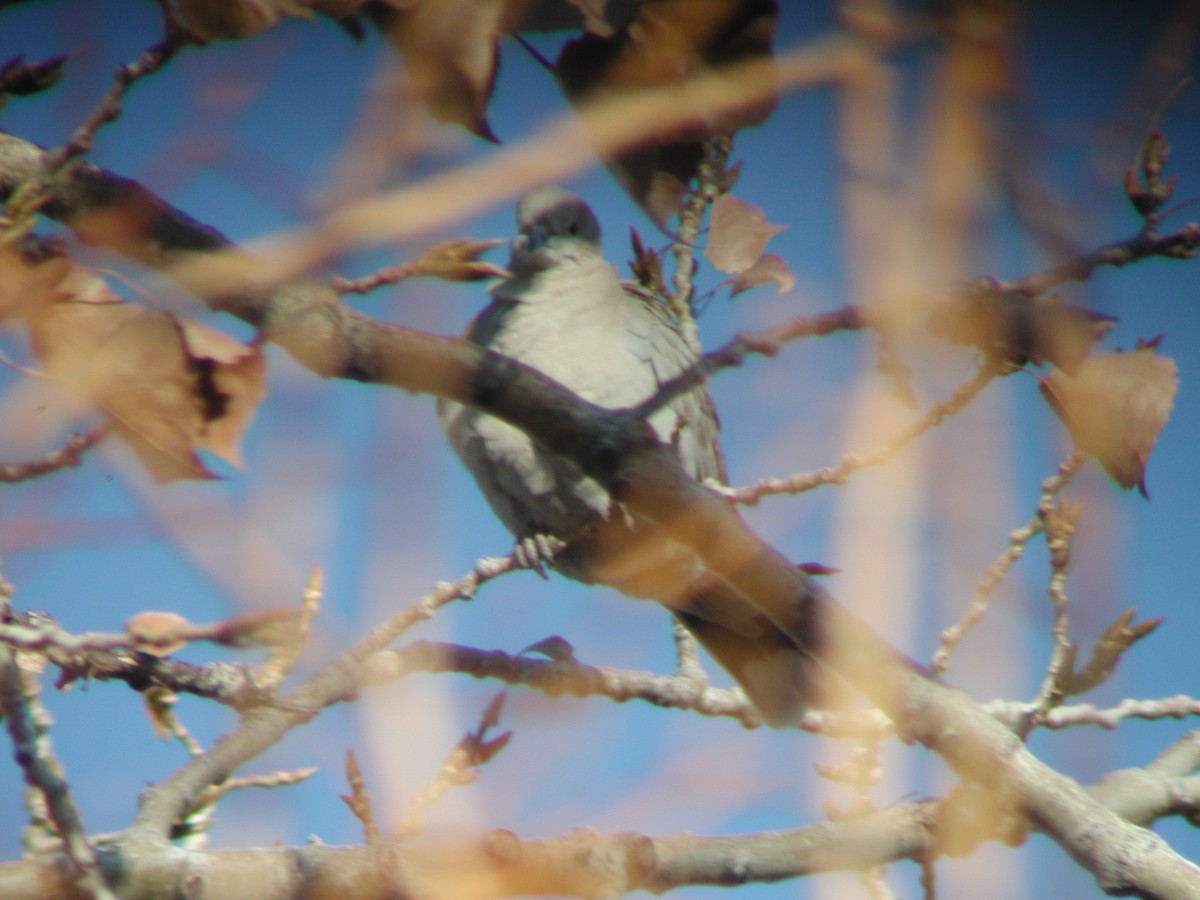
369;0;528;141
412;237;508;282
1058;609;1163;696
556;0;778;223
705;193;788;274
934;284;1116;372
178;0;311;40
27;267;266;483
730;251;793;296
1041;342;1178;497
0;246;70;322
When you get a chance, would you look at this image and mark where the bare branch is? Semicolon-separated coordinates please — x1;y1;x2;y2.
0;425;110;484
0;642;115;899
722;360;999;504
932;454;1086;675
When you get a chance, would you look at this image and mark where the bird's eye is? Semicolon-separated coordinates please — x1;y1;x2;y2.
567;221;580;235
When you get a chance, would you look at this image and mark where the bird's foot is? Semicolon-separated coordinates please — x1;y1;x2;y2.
514;534;565;579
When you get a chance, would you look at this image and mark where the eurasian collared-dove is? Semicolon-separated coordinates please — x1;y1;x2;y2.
439;187;813;726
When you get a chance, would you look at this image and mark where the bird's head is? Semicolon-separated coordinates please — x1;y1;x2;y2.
509;187;603;273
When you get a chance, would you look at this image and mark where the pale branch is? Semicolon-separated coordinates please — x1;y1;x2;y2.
0;643;115;900
0;425;109;484
984;695;1200;731
720;359;1000;505
1146;730;1200;778
0;804;944;899
364;639;761;728
2;135;1199;895
931;453;1086;675
15;596;1194;739
4;746;1200;900
119;557;541;853
193;767;318;811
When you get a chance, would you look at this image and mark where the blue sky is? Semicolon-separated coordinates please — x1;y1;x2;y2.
1;1;1199;897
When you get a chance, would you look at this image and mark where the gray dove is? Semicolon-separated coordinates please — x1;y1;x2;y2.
439;187;813;726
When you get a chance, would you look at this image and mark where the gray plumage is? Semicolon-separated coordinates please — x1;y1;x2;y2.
439;187;812;726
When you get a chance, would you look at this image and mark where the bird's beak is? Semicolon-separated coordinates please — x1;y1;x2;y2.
524;224;550;252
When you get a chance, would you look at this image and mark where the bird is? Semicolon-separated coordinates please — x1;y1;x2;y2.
439;187;814;726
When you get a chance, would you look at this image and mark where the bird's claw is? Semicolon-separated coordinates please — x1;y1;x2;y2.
514;534;565;578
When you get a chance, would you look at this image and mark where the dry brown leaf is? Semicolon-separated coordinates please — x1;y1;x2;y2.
556;0;778;223
705;193;787;274
0;246;70;322
178;0;312;40
515;0;636;35
934;285;1116;373
371;0;528;141
729;251;793;296
1041;341;1178;497
27;267;266;483
412;237;508;282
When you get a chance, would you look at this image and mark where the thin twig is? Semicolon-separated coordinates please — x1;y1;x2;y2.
931;453;1086;675
990;224;1200;299
340;750;380;845
1019;498;1080;735
983;695;1200;731
632;305;865;425
3;32;187;237
393;693;510;839
353;553;520;659
258;564;324;689
0;424;110;484
721;359;999;505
